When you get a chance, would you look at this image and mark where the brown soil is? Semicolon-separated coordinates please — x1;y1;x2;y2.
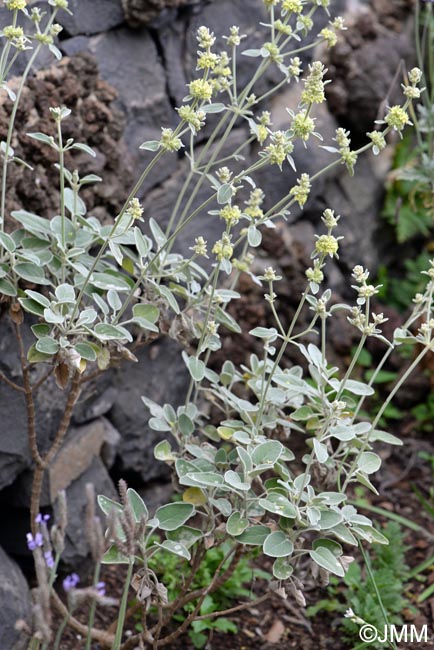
0;53;132;227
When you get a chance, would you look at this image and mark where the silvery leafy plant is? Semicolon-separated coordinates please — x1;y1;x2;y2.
0;1;431;649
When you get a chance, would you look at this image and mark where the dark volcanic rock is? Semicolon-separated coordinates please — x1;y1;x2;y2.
58;0;124;36
109;338;188;482
56;456;117;569
0;317;67;491
87;26;177;188
0;545;31;650
325;2;414;136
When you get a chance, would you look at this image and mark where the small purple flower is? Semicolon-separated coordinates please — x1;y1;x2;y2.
96;581;106;597
26;532;43;551
44;551;55;569
63;573;80;592
35;513;50;525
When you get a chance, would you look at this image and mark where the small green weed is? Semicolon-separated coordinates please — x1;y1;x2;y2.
382;132;433;244
351;348;403;427
411;395;434;433
377;252;433;312
307;523;413;649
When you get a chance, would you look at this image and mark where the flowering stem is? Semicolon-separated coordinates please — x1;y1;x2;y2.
343;344;431;491
256;286;310;428
372;345;430;430
163;112;229;240
351;302;425;422
267;128;394;218
281;37;326;59
358;541;397;650
53;602;76;650
163;6;313;253
165;112;239;255
0;10;58;238
321;313;326;364
269;293;286;338
0;10;17;82
336;333;368;400
232;44;238;102
352;348;390;420
85;561;102;650
117;151;267;325
3;48;21;82
415;0;424;79
196;135;255;170
48;551;61;591
165;37;275;249
112;559;134;650
164;168;194;238
255;75;288;104
189;239;250;404
185;259;222;407
270;5;275;42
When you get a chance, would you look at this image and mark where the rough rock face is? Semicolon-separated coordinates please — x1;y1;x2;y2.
58;0;125;35
86;25;177;190
325;0;414;136
56;457;118;569
0;545;31;650
0;317;69;491
109;339;188;482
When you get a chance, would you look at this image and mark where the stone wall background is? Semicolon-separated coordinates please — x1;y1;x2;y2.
0;1;414;647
